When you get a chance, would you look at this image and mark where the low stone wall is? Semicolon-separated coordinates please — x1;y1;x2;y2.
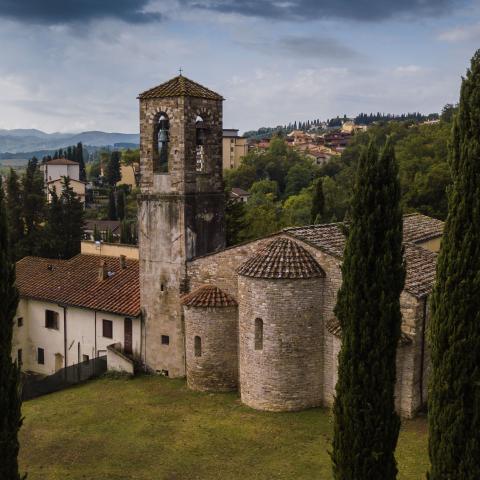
107;344;134;374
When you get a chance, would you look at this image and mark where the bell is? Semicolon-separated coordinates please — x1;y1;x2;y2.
196;126;206;146
158;128;168;144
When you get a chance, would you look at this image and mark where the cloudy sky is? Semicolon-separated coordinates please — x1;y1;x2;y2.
0;0;479;134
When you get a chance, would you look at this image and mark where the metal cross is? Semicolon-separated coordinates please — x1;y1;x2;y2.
179;67;183;76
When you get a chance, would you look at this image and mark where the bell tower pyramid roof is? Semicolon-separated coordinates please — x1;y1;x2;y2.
138;75;224;101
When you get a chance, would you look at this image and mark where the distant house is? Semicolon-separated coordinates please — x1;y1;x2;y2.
84;220;121;241
41;158;86;203
223;129;248;169
230;187;250;203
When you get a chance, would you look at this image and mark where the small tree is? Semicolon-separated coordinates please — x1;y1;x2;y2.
428;49;480;479
332;139;405;479
6;169;24;259
311;177;325;224
0;178;24;480
106;151;122;186
117;190;125;221
225;198;247;246
108;189;117;221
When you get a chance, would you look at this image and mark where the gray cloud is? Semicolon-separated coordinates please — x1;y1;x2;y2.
278;36;360;59
182;0;459;22
0;0;161;25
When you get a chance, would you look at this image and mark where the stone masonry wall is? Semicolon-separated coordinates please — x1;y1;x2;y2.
238;276;324;411
139;93;225;377
184;305;238;392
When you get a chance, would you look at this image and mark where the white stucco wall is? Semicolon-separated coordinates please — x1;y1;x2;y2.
12;298;141;376
43;164;80;182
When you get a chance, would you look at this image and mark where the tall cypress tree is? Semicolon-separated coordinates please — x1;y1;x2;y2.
60;177;84;259
76;142;86;182
6;169;24;259
107;151;122;186
0;178;23;480
332;139;405;479
311;177;325;224
108;189;117;221
428;50;480;479
116;190;125;221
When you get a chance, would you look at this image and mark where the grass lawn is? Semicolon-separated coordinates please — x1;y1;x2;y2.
20;376;428;479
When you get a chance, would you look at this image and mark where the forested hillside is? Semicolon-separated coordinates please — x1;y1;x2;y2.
226;117;452;245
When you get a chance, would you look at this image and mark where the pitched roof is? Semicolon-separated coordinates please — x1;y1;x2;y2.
181;285;237;308
16;254;140;317
138;75;224;101
44;158;79;166
237;237;325;279
284;213;443;298
84;220;121;234
231;187;250;197
325;317;413;346
285;213;443;259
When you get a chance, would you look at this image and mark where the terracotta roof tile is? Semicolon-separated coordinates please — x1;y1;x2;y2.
16;254;140;317
325;317;413;346
237;238;325;279
181;285;237;308
44;158;79;166
138;75;224;101
285;213;443;298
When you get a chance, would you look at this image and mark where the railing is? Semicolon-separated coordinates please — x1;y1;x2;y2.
22;356;107;400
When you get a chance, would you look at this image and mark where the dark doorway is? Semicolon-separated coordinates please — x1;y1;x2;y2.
124;318;133;355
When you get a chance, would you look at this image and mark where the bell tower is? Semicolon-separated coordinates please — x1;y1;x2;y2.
138;75;225;376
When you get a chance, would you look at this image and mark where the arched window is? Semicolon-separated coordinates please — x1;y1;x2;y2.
194;336;202;357
153;114;169;173
195;115;206;172
254;318;263;350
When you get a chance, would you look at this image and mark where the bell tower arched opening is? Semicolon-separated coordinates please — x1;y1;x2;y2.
153;113;169;173
195;115;207;172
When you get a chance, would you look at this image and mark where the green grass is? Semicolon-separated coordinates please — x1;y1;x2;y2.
20;376;428;479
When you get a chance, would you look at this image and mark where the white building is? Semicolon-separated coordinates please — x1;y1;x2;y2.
42;158;80;183
13;250;141;375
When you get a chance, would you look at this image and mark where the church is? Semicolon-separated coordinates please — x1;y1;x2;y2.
13;75;443;418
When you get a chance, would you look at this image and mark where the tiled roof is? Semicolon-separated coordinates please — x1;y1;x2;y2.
402;213;444;243
285;213;443;259
231;187;250;197
138;75;224;101
16;254;140;317
237;238;325;279
181;285;237;308
84;220;121;234
44;158;79;166
284;213;443;298
403;243;438;298
325;317;413;346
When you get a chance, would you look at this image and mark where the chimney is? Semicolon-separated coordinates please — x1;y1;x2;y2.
119;254;127;270
98;260;108;281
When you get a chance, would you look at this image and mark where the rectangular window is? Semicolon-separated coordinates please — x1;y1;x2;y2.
37;347;44;365
45;310;59;330
17;317;23;327
103;320;113;339
17;349;22;366
161;335;170;345
255;318;263;351
82;354;89;363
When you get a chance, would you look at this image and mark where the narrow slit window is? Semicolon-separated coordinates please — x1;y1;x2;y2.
194;336;202;357
254;318;263;350
153;114;169;173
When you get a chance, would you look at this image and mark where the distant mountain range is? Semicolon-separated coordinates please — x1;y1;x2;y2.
0;129;139;154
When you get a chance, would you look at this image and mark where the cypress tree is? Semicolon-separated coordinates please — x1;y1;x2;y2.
18;158;45;258
108;189;117;221
311;177;325;224
0;178;24;480
42;187;63;258
59;177;84;259
6;169;24;259
76;142;86;182
428;50;480;479
116;190;125;221
107;151;121;186
331;139;405;479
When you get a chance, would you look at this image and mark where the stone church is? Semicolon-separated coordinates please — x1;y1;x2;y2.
138;75;443;418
